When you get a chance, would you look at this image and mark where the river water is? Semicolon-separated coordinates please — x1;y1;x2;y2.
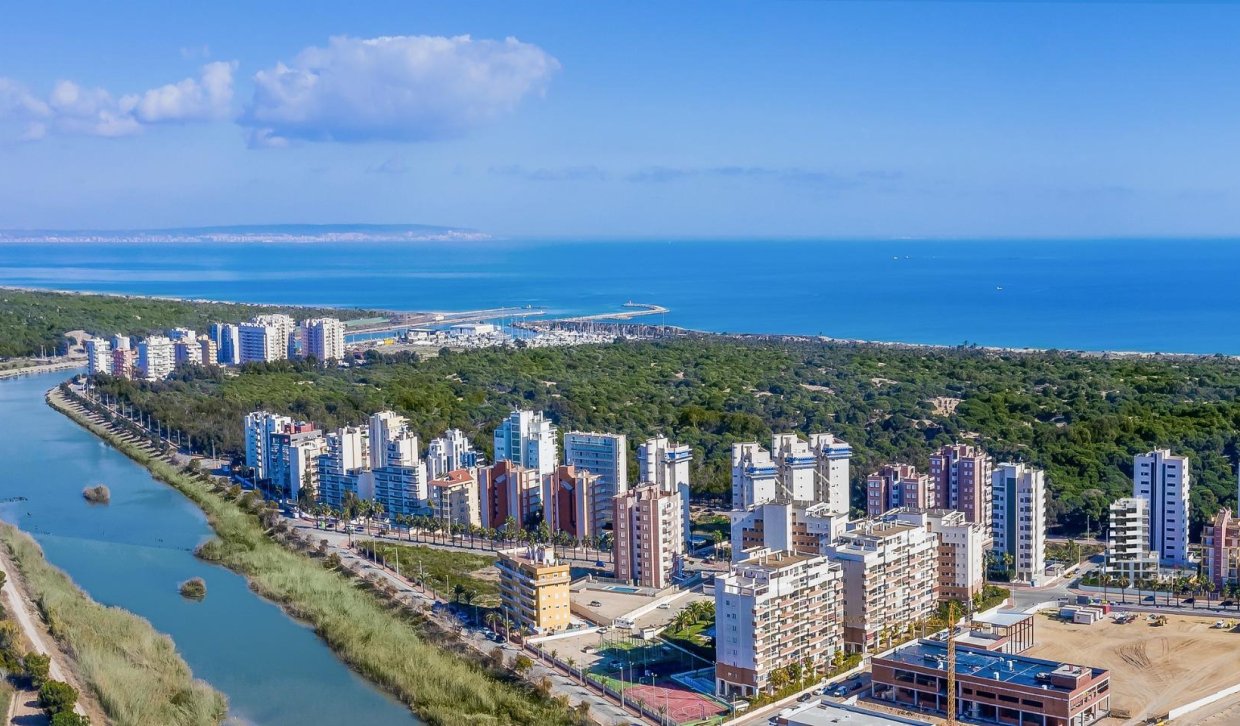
0;370;418;726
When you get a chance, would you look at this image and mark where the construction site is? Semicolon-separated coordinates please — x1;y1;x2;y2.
1025;612;1240;724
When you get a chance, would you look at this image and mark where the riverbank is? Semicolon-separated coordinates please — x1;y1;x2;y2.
48;386;574;726
0;523;225;725
0;357;84;380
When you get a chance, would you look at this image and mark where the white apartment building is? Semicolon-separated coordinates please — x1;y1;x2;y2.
268;428;326;501
174;339;203;367
637;436;692;545
729;501;850;560
367;411;427;516
733;434;853;512
252;313;296;357
1105;497;1162;584
493;409;558;477
317;425;369;509
715;549;843;699
614;482;684;589
426;429;480;479
826;519;938;652
237;323;284;363
212;323;240;365
110;334;131;352
302;317;346;362
991;463;1048;584
137;335;174;381
889;508;987;603
808;433;853;514
732;442;779;509
85;338;111;376
563;431;627;533
1133;449;1191;566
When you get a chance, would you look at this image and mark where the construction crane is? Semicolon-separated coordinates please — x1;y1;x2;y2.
946;601;957;725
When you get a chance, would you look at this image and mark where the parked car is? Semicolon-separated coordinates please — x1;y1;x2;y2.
589;600;603;607
831;685;849;697
657;603;671;610
797;694;813;703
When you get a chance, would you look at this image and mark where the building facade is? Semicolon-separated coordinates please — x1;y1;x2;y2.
497;547;571;634
871;640;1111;726
429;469;481;528
613;482;684;589
715;549;843;699
426;429;480;479
302;317;346;362
929;444;992;529
480;460;542;529
991;463;1047;584
563;431;628;532
637;436;693;544
1104;497;1161;585
85;338;111;377
137;335;174;380
237;323;283;363
728;501;849;561
493;409;558;477
1132;449;1191;566
808;433;852;514
542;465;603;540
826;519;938;652
316;425;369;509
866;464;934;516
889;509;987;603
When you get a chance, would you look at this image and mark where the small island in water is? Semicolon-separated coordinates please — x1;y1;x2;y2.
81;484;110;504
179;577;207;600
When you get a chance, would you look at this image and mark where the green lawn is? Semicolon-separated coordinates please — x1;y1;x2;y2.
356;541;499;606
662;621;715;663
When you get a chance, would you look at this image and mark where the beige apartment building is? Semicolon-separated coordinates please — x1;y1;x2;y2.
428;468;481;528
729;500;849;560
497;546;572;634
888;508;987;603
826;519;938;652
715;549;843;700
613;482;684;589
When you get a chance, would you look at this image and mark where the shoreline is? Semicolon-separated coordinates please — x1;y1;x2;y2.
7;284;1239;361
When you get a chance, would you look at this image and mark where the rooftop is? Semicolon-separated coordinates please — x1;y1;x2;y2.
974;610;1034;628
430;468;474;487
877;639;1106;692
778;700;932;726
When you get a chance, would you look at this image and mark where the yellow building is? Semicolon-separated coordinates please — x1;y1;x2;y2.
497;546;572;634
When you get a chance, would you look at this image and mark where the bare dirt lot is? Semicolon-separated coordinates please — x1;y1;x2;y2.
1025;613;1240;723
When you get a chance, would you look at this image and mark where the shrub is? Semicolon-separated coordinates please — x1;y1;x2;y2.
81;485;110;504
178;578;207;601
38;680;77;714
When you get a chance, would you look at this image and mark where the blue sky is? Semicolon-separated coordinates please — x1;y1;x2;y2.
1;1;1238;238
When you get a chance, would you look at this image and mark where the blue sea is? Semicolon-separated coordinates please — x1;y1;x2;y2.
0;237;1237;354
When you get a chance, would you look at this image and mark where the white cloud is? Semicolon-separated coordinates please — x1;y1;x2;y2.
240;34;559;145
0;62;236;140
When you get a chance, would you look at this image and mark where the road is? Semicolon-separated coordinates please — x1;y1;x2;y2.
0;539;90;723
285;524;644;725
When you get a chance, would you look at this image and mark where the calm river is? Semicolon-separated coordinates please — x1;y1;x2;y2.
0;370;417;726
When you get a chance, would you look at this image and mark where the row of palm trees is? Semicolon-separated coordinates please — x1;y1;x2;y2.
1096;573;1240;609
302;496;614;560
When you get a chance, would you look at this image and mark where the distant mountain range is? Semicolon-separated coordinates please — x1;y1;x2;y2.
0;224;490;244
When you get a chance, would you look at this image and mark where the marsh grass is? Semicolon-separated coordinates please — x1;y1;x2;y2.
53;391;573;726
0;525;227;725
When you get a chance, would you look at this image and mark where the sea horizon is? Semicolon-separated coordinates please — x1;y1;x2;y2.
2;235;1238;355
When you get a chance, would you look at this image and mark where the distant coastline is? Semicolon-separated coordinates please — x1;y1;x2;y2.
0;223;490;245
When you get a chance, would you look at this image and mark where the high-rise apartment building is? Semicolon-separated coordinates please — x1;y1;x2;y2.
302;317;346;362
367;411;426;517
244;410;313;483
252;313;296;358
614;482;685;589
731;442;780;509
808;433;853;514
479;460;542;529
497;546;571;634
826;519;938;652
85;338;111;377
563;432;627;533
110;345;135;379
267;427;326;501
866;464;934;516
889;509;987;603
198;336;218;367
733;434;853;512
237;323;284;363
493;409;557;481
929;444;992;529
173;339;203;367
638;436;693;543
991;463;1047;584
426;429;480;479
214;323;240;364
714;549;843;700
1204;507;1240;589
1132;449;1191;566
542;465;603;540
1104;497;1161;584
137;335;174;381
316;425;369;509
